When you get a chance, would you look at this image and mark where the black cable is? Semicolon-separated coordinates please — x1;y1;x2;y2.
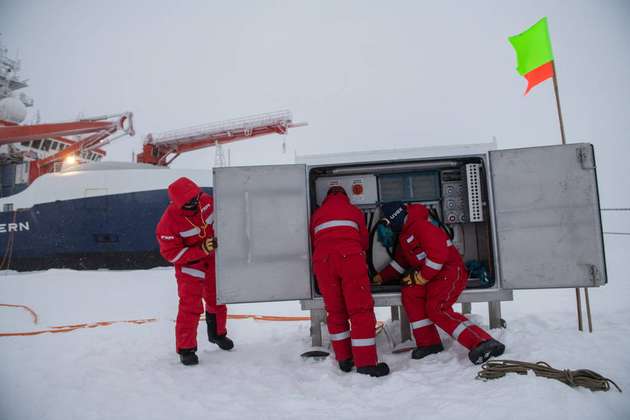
429;207;454;240
367;209;375;232
390;235;398;260
367;221;380;276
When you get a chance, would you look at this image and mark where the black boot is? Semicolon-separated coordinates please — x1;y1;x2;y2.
338;358;354;373
411;343;444;360
468;339;505;365
357;362;390;377
179;348;199;366
211;334;234;350
206;312;234;351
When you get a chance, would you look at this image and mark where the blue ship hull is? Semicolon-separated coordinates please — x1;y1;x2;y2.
0;187;212;271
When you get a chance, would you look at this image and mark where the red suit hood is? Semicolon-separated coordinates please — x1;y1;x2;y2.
321;191;351;207
168;177;201;209
404;203;429;230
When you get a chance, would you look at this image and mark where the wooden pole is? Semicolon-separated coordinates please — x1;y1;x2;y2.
552;60;593;333
551;61;567;145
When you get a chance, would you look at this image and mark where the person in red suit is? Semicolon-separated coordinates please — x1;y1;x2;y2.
310;186;389;377
373;201;505;364
156;177;234;366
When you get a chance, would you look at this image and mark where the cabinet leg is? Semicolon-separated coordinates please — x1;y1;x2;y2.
575;288;584;331
461;302;472;315
400;305;411;342
310;309;325;347
584;288;593;333
488;301;502;329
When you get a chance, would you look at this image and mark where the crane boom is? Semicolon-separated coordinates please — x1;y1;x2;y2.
137;110;305;166
21;112;135;183
0;112;133;144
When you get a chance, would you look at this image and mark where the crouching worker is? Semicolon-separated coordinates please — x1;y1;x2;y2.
156;177;234;366
373;202;505;364
310;186;389;377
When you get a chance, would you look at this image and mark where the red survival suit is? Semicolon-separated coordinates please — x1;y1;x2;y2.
378;204;493;351
310;189;379;368
156;177;227;353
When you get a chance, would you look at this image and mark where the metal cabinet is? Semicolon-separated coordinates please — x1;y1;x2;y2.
213;143;606;339
213;164;312;304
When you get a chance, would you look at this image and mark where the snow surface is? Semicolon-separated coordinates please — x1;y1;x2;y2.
1;236;629;420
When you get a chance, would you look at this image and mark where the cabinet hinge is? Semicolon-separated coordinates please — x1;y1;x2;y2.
589;265;601;285
576;147;596;170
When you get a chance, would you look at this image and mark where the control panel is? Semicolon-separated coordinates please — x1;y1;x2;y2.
313;165;484;224
441;169;468;224
378;172;441;203
466;163;484;222
440;164;485;224
314;174;378;206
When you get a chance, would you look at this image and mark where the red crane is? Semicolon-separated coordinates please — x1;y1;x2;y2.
0;109;304;184
137;110;306;166
0;112;134;183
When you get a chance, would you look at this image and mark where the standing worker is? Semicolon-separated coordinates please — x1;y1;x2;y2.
156;177;234;366
310;186;389;377
373;201;505;364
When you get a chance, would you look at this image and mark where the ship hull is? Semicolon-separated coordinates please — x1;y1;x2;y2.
0;187;212;271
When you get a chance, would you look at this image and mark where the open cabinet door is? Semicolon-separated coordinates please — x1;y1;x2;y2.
213;164;312;304
490;143;606;289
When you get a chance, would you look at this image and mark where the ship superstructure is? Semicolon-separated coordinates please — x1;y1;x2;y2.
0;38;135;196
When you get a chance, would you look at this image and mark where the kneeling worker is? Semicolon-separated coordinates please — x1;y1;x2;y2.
310;186;389;377
156;177;234;366
374;201;505;364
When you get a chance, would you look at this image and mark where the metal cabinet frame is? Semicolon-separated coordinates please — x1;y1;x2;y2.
213;143;607;347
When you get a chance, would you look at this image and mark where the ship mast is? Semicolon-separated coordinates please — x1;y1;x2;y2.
0;36;33;125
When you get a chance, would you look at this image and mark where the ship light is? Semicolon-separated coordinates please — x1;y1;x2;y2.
65;155;78;165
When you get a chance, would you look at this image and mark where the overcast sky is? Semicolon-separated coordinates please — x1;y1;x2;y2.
1;0;629;213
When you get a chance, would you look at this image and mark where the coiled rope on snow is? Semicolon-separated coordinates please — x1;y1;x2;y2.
477;359;622;392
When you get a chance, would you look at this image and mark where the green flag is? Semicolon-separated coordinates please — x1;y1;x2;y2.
509;17;555;94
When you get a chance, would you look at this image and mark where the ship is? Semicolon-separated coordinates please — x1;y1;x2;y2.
0;162;214;271
0;39;304;271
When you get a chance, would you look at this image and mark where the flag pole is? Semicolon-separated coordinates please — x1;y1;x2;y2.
551;61;566;145
552;60;593;333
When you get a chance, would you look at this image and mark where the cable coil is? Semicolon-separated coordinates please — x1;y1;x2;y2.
477;359;622;392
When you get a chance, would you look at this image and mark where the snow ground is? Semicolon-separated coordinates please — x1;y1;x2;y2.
1;236;629;420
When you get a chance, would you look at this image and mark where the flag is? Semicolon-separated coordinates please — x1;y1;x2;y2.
509;17;555;95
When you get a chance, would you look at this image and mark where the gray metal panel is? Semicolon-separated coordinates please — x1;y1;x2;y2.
490;143;606;289
214;164;312;303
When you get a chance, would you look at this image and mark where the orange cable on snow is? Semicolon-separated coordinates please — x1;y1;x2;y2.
0;318;157;337
1;315;385;338
0;312;313;338
50;319;158;329
0;303;39;324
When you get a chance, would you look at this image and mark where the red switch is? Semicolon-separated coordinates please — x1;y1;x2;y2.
352;184;363;195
